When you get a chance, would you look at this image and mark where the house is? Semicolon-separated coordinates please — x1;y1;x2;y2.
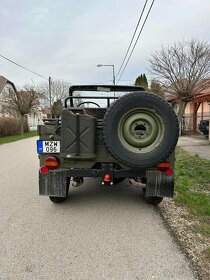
183;89;210;133
166;83;210;134
0;75;17;116
0;75;16;94
0;75;49;130
26;107;50;130
41;107;51;118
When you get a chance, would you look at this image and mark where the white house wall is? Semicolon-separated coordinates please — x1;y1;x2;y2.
0;83;16;117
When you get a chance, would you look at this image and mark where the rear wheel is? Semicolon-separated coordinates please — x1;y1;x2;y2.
143;196;163;205
49;196;68;203
142;188;163;205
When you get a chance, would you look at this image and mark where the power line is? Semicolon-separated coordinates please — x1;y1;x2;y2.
116;0;149;79
52;77;113;85
0;53;47;80
51;77;89;84
96;80;113;85
117;0;155;83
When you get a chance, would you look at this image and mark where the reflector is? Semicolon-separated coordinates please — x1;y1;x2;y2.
40;166;49;174
104;174;111;182
165;168;173;176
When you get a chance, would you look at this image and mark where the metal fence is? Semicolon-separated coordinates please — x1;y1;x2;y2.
181;113;210;134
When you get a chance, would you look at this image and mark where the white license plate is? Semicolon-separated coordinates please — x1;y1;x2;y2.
37;140;60;153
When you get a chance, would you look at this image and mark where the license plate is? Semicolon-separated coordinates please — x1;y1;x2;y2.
37;140;60;154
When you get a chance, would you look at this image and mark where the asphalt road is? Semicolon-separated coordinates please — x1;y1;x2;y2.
0;137;198;280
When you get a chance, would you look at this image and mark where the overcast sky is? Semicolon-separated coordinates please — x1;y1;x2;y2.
0;0;210;87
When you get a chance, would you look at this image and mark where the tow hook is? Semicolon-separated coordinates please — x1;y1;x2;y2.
71;177;84;187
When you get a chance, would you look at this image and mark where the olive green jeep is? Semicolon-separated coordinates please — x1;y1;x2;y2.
37;85;179;205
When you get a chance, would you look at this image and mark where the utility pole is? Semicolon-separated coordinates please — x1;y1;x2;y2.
97;64;116;97
112;66;116;85
49;76;52;116
97;64;115;85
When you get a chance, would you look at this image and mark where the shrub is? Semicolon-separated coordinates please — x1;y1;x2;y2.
0;117;29;137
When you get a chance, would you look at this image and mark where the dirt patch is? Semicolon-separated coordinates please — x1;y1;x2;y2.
158;198;210;280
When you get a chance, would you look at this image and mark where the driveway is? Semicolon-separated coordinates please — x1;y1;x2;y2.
178;134;210;160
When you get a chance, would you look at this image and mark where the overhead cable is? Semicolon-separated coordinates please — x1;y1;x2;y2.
117;0;155;83
0;53;47;80
116;0;149;79
52;77;113;85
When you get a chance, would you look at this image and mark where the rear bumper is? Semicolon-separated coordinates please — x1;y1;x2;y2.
39;167;174;198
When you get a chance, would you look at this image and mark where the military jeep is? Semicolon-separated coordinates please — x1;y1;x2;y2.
37;85;179;205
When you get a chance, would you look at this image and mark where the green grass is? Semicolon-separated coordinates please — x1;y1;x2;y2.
0;131;37;145
175;147;210;236
198;223;210;236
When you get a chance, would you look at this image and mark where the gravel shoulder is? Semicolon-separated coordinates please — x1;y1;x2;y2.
159;199;210;280
159;135;210;280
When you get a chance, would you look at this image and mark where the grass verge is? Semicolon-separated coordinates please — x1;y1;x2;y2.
0;130;37;145
175;147;210;240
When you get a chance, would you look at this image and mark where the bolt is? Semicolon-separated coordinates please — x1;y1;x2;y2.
102;182;105;185
110;182;113;185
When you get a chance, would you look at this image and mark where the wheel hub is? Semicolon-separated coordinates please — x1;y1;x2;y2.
118;108;165;153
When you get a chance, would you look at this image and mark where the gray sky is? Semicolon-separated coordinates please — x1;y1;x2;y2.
0;0;210;87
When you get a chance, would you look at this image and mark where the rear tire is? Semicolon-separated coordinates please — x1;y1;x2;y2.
49;196;68;203
143;196;163;205
142;188;163;205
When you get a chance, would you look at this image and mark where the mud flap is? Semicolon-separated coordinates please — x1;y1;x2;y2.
39;170;68;197
146;170;174;197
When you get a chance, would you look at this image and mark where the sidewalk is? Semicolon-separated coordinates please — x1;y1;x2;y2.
177;134;210;160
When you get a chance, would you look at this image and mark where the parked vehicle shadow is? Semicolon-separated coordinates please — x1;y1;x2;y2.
55;178;149;209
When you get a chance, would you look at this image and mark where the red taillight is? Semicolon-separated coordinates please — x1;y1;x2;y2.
40;166;49;174
165;168;173;176
44;156;59;170
156;161;173;176
104;174;111;182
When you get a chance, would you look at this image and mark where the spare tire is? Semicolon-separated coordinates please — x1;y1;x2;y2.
102;92;179;168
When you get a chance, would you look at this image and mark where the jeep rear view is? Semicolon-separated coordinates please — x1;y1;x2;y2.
37;85;179;205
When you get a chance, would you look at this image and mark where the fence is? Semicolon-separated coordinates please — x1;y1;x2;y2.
181;113;210;134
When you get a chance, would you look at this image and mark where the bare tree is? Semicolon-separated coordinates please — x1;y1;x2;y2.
73;92;84;107
148;39;210;122
39;80;70;107
0;86;39;134
38;80;85;111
